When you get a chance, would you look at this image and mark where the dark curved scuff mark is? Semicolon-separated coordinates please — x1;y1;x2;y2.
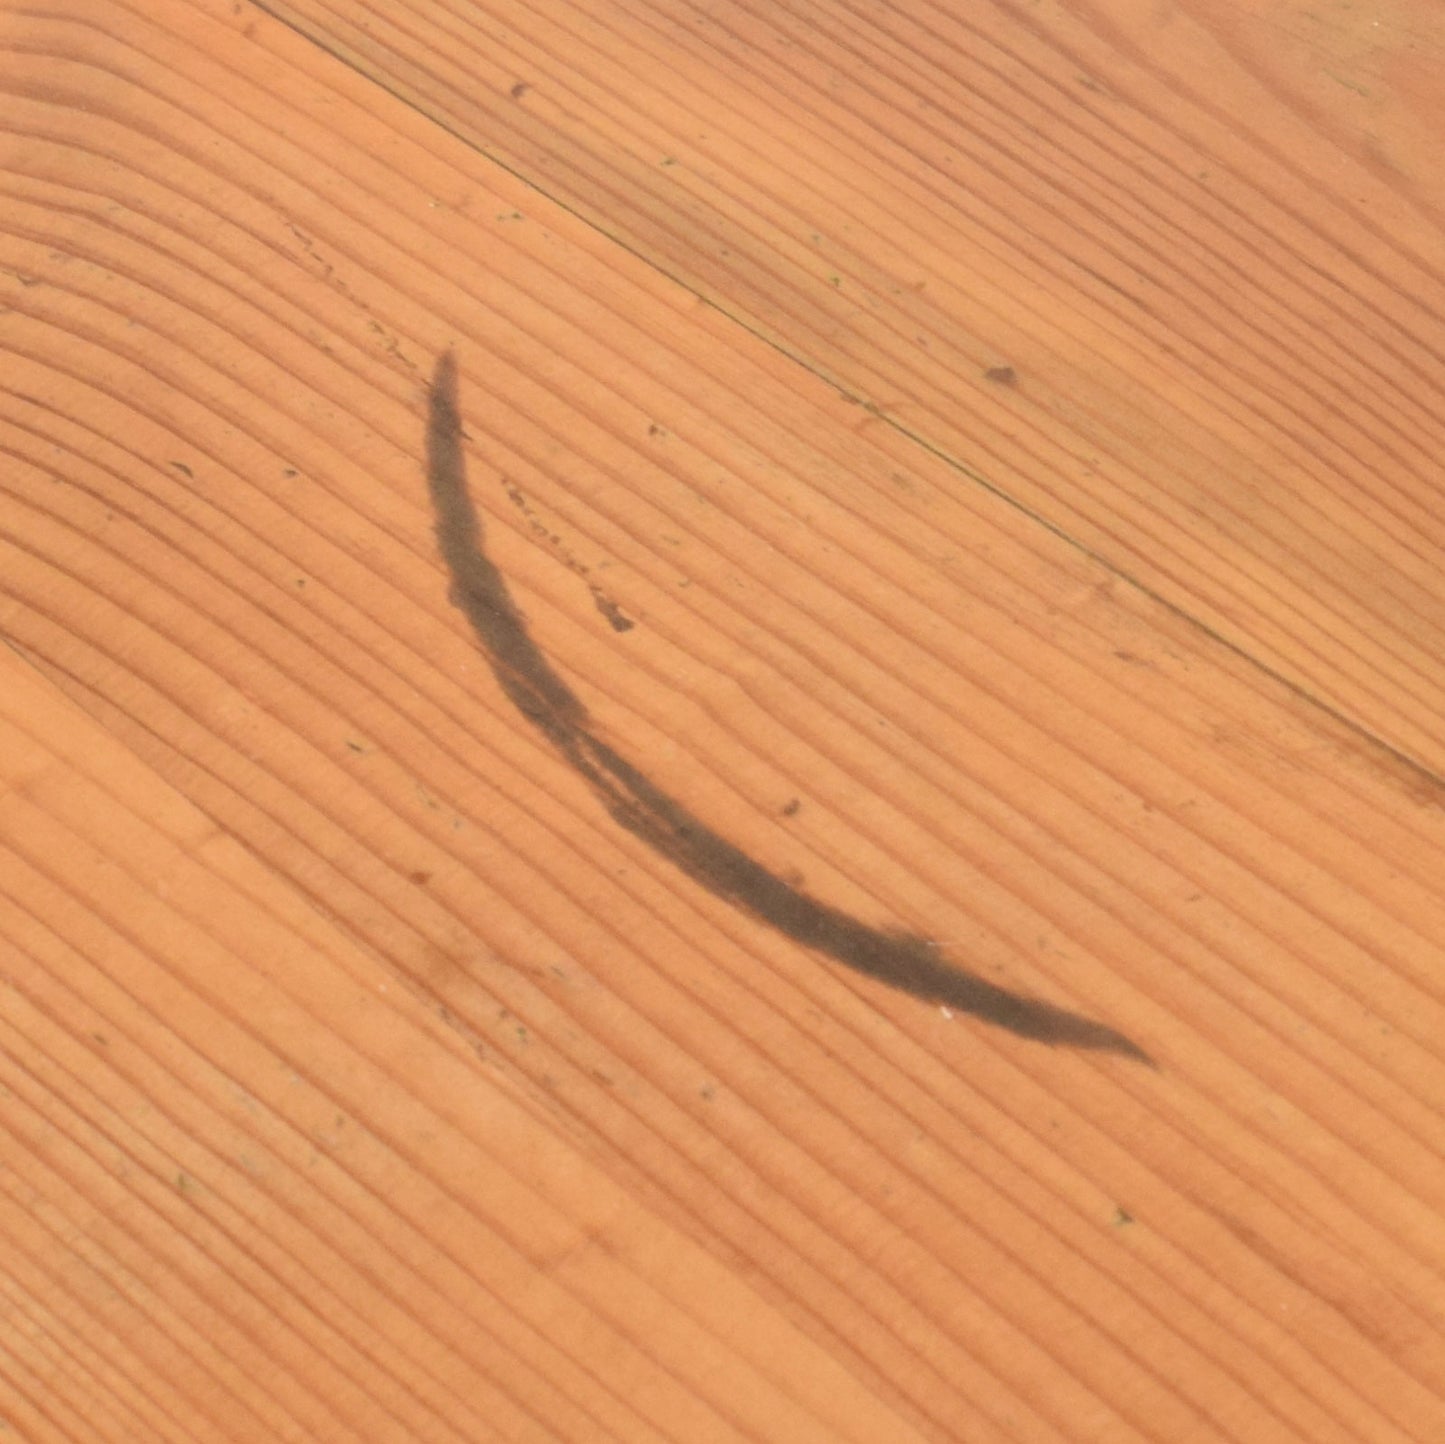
426;351;1150;1062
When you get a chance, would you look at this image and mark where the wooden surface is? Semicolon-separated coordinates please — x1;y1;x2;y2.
2;0;1444;1438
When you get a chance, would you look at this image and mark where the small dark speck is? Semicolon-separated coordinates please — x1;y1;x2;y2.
510;81;530;99
983;365;1017;386
781;798;801;817
282;467;299;479
648;422;666;437
170;461;193;478
409;870;432;886
345;739;365;753
592;591;635;633
1111;1205;1134;1228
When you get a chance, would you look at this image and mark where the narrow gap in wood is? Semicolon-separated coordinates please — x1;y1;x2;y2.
248;0;1445;802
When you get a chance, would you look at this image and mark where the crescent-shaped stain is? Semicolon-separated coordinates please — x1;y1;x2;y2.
426;351;1150;1062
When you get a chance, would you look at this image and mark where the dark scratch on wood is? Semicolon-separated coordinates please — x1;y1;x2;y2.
426;350;1150;1062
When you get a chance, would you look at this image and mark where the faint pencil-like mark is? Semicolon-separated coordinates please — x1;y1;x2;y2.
426;351;1150;1061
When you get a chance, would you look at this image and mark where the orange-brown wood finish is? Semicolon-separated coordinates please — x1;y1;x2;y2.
2;1;1443;1440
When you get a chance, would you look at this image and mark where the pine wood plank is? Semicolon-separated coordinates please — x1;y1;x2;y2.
264;0;1445;774
1;1;1443;1439
0;647;913;1444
